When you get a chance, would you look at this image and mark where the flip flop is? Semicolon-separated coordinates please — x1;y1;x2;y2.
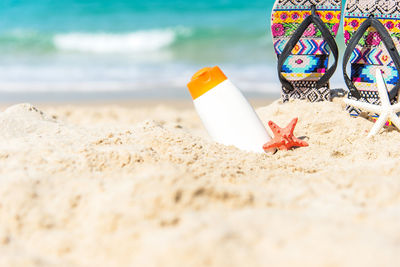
343;0;400;117
271;0;341;102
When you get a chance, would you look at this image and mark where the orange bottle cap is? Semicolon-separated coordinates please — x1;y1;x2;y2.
187;66;227;100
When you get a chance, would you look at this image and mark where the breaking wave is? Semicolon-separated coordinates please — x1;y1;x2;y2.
53;28;191;53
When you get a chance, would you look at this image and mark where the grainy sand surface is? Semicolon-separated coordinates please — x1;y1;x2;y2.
0;98;399;267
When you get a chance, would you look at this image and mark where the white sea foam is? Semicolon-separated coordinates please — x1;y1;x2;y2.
53;28;190;53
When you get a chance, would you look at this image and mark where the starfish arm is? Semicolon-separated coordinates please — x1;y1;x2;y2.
263;139;285;150
344;98;382;114
291;137;309;147
287;118;298;136
376;69;391;107
268;121;282;136
389;112;400;131
368;112;388;137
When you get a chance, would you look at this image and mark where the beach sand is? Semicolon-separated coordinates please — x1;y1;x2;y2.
0;97;399;266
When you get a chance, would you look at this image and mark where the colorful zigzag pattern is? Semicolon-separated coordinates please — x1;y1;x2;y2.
350;47;394;66
274;39;330;55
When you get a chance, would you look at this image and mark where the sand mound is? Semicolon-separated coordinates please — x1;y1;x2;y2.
0;100;399;266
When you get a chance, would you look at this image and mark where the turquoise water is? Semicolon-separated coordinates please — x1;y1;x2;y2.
0;0;343;99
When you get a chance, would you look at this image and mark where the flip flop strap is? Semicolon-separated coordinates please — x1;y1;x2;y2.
342;16;400;100
277;5;339;92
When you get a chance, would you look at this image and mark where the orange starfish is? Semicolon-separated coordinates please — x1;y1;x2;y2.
263;118;308;151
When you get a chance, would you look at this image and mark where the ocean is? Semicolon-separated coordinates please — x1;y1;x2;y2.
0;0;345;101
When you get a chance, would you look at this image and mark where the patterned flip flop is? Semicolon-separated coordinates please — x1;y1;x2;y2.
271;0;341;102
343;0;400;117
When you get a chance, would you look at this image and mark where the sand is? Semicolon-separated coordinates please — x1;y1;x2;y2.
0;98;399;266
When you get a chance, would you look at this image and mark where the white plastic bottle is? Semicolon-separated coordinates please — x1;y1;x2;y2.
187;66;273;153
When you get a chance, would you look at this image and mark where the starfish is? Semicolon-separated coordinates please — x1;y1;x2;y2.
344;69;400;137
263;117;309;151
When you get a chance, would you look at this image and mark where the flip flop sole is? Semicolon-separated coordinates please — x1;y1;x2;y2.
344;0;400;116
271;0;342;102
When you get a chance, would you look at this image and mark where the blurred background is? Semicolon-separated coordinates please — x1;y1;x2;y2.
0;0;344;102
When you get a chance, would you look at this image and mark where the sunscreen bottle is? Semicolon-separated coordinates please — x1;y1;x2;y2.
187;66;273;153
